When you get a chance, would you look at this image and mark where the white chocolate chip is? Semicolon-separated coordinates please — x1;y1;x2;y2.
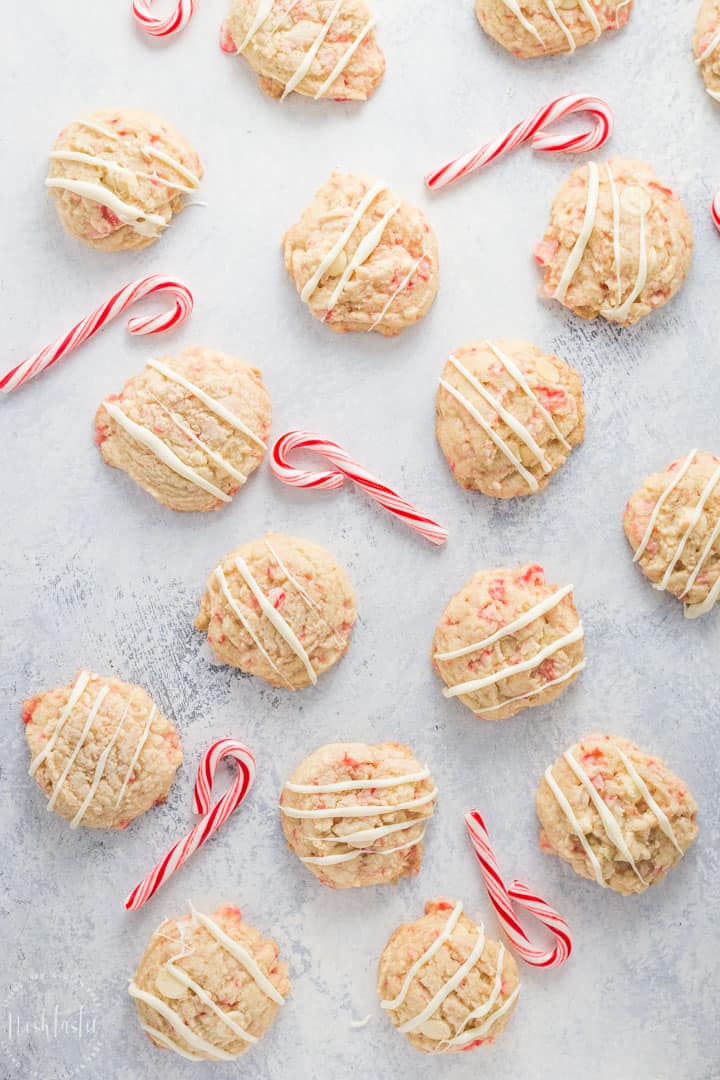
155;967;188;999
327;250;348;277
417;1018;453;1040
620;186;652;216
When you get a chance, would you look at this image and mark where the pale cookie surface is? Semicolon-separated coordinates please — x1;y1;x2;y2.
435;339;585;498
475;0;632;59
23;672;182;829
222;0;385;101
280;741;437;889
537;734;698;895
195;532;356;688
694;0;720;102
95;346;271;513
377;898;520;1054
130;904;290;1062
283;171;440;335
433;564;584;720
47;108;203;252
534;158;693;326
624;450;720;618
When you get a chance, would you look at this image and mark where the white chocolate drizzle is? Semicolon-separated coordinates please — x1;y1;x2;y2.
147;359;266;449
129;983;235;1061
368;252;428;332
70;693;134;827
214;565;294;689
633;450;697;562
115;705;157;810
234;555;317;685
323;200;402;315
307;815;429;846
608;211;647;323
498;0;545;47
613;745;683;854
554;161;600;302
543;764;606;885
436;584;575;662
301;181;387;302
236;0;275;51
281;787;438;819
29;671;92;776
606;164;623;304
543;0;576;52
265;538;344;650
381;902;464;1011
301;829;426;866
285;767;431;794
475;660;586;715
442;625;584;699
191;907;286;1005
281;0;346;100
399;926;487;1033
437;946;520;1051
47;685;110;811
45;177;167;237
314;16;378;98
697;26;720;62
148;394;247;485
501;0;602;51
485;341;572;450
657;460;720;592
102;401;231;503
49;151;195;194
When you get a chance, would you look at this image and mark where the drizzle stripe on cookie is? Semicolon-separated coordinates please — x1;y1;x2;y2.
308;816;430;846
29;671;93;775
301;181;387;302
234;555;317;685
485;341;572;450
498;0;545;47
609;212;647;322
47;685;110;811
697;27;720;62
281;0;346;100
543;765;607;885
286;767;431;793
214;566;294;689
613;745;683;854
606;164;623;304
45;178;168;237
102;401;231;502
633;450;697;562
554;161;600;301
70;693;134;827
543;0;576;52
128;984;234;1061
475;660;586;715
49;151;195;194
398;926;487;1033
265;538;344;650
435;585;574;662
301;829;426;865
114;705;157;809
191;907;286;1004
657;460;720;591
281;787;438;819
147;359;266;448
442;625;584;698
141;145;200;188
164;961;258;1043
324;201;402;314
149;394;247;484
448;356;553;475
381;901;464;1010
140;1023;204;1061
315;16;378;98
236;0;275;52
368;253;428;332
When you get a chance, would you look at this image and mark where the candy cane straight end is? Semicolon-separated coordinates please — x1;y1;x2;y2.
132;0;197;39
464;809;572;969
426;94;613;192
271;430;449;547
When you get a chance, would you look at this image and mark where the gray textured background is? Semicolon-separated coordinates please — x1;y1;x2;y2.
1;2;719;1078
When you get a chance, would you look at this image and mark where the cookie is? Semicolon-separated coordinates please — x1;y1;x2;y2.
95;346;271;513
130;904;289;1061
280;741;437;889
435;339;585;497
694;0;720;102
283;171;440;335
537;734;698;895
377;899;520;1054
624;450;720;618
534;158;693;326
195;533;356;688
46;109;203;252
23;672;182;829
476;0;632;59
221;0;385;101
433;564;585;720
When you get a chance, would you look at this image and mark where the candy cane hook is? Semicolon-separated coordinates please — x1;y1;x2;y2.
271;430;448;546
132;0;197;38
426;94;613;191
465;810;572;968
712;190;720;234
125;739;255;912
1;275;194;394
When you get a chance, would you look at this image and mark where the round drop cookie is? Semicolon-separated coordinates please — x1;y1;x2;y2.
624;450;720;618
537;734;698;895
130;904;289;1061
534;159;693;326
475;0;632;59
95;347;271;513
283;172;440;335
221;0;385;101
694;0;720;102
436;339;585;497
23;671;182;829
280;742;437;889
377;899;520;1054
195;533;356;688
46;109;203;252
433;564;584;719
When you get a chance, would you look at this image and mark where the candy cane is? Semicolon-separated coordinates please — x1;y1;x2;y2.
713;190;720;234
132;0;197;38
0;275;193;395
125;739;255;912
426;94;613;191
464;810;572;968
271;430;449;546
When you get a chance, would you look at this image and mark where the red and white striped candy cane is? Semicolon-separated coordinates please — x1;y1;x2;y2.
712;190;720;233
132;0;196;38
464;810;572;968
271;430;449;546
0;275;193;395
426;94;613;191
125;739;255;912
